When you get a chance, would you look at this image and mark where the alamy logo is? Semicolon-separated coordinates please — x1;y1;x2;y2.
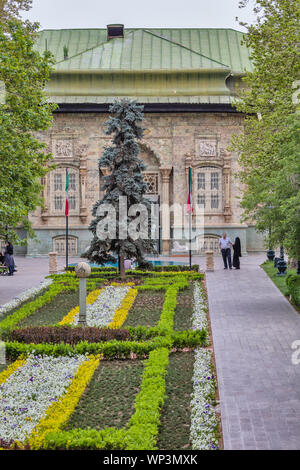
291;340;300;365
0;341;6;365
0;80;6;105
292;80;300;112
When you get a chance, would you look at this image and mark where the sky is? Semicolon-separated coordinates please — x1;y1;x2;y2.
21;0;256;31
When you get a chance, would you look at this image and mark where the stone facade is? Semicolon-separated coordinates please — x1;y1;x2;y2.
25;111;265;257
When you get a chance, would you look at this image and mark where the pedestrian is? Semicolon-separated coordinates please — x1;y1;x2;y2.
4;241;15;276
219;232;233;270
232;237;242;269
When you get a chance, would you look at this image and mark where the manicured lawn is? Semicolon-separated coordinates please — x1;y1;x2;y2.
157;352;194;450
262;261;296;297
66;359;144;431
173;285;193;331
123;290;165;328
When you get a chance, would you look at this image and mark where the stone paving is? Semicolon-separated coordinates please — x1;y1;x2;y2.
205;253;300;450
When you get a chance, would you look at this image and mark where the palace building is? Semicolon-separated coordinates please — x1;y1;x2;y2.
23;24;264;257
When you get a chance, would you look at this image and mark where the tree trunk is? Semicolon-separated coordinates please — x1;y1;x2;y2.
119;255;125;279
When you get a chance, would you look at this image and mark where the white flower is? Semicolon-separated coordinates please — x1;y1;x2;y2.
72;286;130;327
190;349;219;450
192;282;208;332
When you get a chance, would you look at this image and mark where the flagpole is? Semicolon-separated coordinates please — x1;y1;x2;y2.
189;167;192;270
66;168;69;270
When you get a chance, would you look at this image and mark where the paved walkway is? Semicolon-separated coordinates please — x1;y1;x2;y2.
206;253;300;450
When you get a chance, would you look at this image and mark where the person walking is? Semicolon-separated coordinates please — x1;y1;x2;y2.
219;232;233;270
4;241;15;276
233;237;242;269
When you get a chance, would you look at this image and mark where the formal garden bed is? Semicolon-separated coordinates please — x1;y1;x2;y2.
0;267;222;450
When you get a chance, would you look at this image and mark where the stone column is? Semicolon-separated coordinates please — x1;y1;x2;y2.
49;252;58;274
160;168;172;255
206;251;214;272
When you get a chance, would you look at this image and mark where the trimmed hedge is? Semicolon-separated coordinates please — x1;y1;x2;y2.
8;326;131;345
44;428;127;450
126;347;169;450
286;274;300;307
4;336;173;360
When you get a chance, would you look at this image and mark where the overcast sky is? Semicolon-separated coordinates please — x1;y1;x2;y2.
21;0;256;31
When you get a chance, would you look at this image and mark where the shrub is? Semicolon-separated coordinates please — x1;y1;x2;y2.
286;274;300;307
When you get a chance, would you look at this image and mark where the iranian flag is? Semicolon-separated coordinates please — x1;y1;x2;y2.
65;168;69;217
187;167;193;213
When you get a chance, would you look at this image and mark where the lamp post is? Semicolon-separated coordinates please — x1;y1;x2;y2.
75;262;91;326
266;206;275;261
276;245;287;276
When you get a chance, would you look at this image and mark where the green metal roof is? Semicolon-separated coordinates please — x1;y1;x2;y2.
35;27;252;105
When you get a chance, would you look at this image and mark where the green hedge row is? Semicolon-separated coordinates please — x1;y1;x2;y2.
65;265;199;273
4;327;206;360
126;347;169;450
286;274;300;307
44;428;127;450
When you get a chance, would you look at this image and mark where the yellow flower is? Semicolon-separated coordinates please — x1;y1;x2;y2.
0;357;27;386
108;288;138;329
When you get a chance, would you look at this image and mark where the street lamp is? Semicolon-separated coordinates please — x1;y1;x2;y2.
266;206;275;261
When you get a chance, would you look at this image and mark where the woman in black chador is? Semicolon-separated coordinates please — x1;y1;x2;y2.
4;241;15;276
232;237;242;269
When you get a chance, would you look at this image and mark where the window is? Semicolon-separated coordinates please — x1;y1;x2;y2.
143;173;158;195
196;167;222;213
197;235;220;253
69;195;76;210
53;236;78;256
69;174;76;191
211;194;219;209
54;195;63;211
211;173;219;190
197;194;205;207
197;173;205;190
50;168;79;215
54;174;62;191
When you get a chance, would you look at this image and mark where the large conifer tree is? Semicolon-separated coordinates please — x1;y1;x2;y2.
84;100;156;276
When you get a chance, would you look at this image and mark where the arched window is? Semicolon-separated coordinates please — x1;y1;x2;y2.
50;168;80;215
53;235;78;256
197;234;220;253
196;166;223;213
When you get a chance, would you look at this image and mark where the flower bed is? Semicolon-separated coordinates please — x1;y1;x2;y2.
190;349;219;450
0;354;91;444
59;285;137;328
192;282;209;334
0;270;220;450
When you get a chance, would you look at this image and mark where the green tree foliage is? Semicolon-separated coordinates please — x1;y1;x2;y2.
84;100;156;276
0;0;32;24
0;20;56;242
231;0;300;259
